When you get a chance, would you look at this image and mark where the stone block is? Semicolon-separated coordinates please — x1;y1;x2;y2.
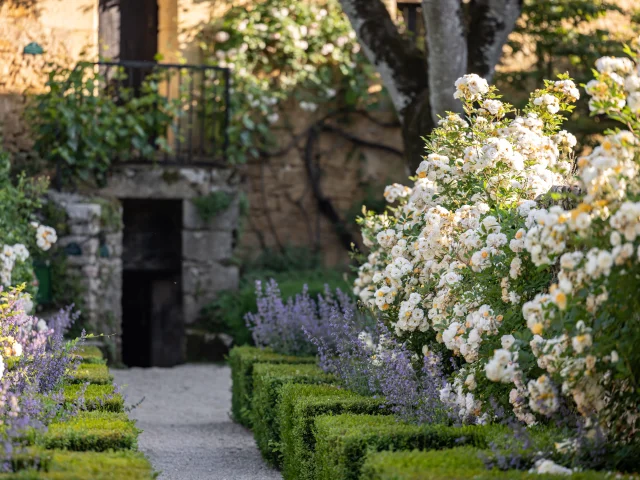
182;230;233;262
70;222;100;236
65;203;101;224
182;261;239;298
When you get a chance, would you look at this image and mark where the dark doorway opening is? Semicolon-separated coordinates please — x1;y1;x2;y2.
119;0;158;88
122;199;184;367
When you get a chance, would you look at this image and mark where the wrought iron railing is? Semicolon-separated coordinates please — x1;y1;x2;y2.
92;60;231;166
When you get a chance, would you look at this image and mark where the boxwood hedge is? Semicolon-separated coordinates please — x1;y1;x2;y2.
360;447;627;480
314;414;508;480
41;411;140;452
228;345;315;427
278;383;387;480
252;362;333;467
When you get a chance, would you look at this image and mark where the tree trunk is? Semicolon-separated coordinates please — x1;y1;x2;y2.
401;90;435;174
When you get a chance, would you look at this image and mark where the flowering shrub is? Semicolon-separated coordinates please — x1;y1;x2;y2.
354;38;640;446
199;0;378;162
245;278;356;357
0;150;57;300
308;307;453;425
0;286;83;463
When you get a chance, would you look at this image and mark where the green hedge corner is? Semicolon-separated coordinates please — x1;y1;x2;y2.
74;346;105;365
40;411;140;452
63;384;124;413
278;383;387;480
360;446;620;480
314;414;508;480
252;362;334;467
68;363;113;386
0;450;156;479
228;345;316;427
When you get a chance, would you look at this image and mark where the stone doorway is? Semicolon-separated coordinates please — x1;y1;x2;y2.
122;199;184;367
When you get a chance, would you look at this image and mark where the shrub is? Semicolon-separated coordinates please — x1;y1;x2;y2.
199;267;352;347
360;447;621;480
0;450;155;479
68;363;113;385
74;346;105;365
278;383;387;480
246;279;357;357
314;414;507;480
63;384;124;413
251;363;333;466
40;411;139;451
228;346;316;427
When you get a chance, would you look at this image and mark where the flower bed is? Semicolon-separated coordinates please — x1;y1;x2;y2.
229;42;640;480
0;292;154;478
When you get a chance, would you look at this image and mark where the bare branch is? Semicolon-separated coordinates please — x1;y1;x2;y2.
467;0;522;82
338;0;428;122
422;0;467;122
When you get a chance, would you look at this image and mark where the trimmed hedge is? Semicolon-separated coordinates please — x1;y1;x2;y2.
41;411;139;452
314;414;508;480
228;345;315;427
74;346;106;365
63;384;124;413
252;363;334;466
0;450;155;479
278;383;387;480
68;363;113;385
361;447;626;480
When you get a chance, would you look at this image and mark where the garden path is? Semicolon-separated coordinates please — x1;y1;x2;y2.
113;364;282;480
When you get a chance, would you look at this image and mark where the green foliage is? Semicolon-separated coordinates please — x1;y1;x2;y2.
314;414;508;480
26;62;182;187
499;0;637;143
191;191;233;223
251;363;333;466
67;363;113;386
360;447;620;480
199;263;352;346
74;346;105;365
40;411;139;452
0;147;50;297
62;384;124;413
199;0;381;163
228;346;316;427
0;450;156;480
277;383;387;480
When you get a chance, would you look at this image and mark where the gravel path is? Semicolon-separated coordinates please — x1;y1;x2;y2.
112;364;282;480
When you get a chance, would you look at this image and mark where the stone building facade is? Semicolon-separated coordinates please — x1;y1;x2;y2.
0;0;406;364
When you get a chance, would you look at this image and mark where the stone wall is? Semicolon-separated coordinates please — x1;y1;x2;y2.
99;164;240;326
0;0;97;158
238;107;406;266
47;191;123;361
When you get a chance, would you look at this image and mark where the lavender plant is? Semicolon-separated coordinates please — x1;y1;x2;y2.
0;286;84;468
245;279;356;357
307;305;453;425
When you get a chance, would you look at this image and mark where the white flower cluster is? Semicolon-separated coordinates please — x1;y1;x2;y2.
1;243;29;287
354;75;581;423
1;224;57;287
356;44;640;440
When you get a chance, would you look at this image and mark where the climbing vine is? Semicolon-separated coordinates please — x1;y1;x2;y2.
199;0;383;164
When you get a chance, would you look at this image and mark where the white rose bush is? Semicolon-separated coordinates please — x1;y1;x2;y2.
354;39;640;456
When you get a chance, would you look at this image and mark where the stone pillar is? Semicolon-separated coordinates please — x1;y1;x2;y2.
48;192;124;362
182;191;240;326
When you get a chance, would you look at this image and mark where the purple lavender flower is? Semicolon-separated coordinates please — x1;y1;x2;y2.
245;279;356;357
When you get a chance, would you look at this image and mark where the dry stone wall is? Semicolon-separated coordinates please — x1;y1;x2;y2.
47;191;123;361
